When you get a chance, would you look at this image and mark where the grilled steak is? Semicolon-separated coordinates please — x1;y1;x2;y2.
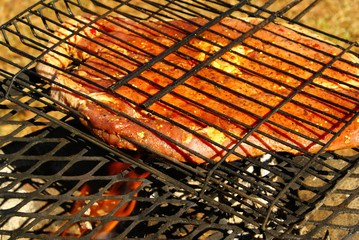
36;16;359;164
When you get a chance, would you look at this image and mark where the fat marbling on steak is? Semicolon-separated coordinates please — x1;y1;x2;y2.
36;16;359;164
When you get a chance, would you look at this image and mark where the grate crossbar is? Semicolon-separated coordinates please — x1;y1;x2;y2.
0;0;358;239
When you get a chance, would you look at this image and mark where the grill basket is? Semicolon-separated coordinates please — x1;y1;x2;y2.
0;0;359;239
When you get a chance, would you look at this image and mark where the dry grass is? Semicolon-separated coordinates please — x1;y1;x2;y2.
0;0;39;23
301;0;359;41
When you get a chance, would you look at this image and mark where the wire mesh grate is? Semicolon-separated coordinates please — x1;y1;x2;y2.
0;0;358;239
0;96;247;239
1;95;358;239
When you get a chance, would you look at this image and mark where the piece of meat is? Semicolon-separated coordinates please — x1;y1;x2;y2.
36;16;359;164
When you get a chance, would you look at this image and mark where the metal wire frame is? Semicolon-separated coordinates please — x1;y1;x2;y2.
1;93;358;239
7;0;356;170
287;155;359;239
0;96;251;239
0;0;340;205
1;94;358;240
0;0;358;238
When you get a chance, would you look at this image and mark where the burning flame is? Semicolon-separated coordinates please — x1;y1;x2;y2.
59;161;150;238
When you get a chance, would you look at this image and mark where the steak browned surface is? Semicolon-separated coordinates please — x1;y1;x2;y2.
36;16;359;164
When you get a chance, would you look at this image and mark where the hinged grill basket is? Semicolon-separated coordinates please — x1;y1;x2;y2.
0;0;358;239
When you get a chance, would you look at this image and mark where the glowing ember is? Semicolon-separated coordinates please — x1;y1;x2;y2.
60;161;150;238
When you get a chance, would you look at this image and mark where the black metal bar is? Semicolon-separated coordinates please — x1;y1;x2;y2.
280;157;359;238
198;0;306;196
1;1;359;239
4;93;198;192
205;42;356;211
290;0;323;23
4;0;350;186
108;0;250;96
1;75;330;231
261;42;357;231
253;0;278;16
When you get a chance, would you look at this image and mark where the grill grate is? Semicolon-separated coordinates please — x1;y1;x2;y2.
0;0;359;239
0;94;263;239
1;94;358;239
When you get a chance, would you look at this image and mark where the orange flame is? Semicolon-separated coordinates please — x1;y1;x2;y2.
60;161;150;238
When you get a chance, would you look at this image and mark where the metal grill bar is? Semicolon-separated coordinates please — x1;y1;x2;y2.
1;79;358;238
262;43;358;228
4;93;197;195
5;73;322;172
141;0;303;108
283;156;359;237
0;0;346;172
8;67;335;179
26;7;348;169
0;0;359;239
23;18;350;159
0;0;352;169
291;0;322;22
4;2;356;141
107;0;250;95
202;42;357;202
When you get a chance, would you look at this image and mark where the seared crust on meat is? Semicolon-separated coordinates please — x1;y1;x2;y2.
36;16;359;164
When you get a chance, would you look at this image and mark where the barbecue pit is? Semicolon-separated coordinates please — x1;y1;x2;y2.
0;0;359;239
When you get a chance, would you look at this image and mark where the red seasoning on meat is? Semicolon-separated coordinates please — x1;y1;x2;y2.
36;16;359;164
